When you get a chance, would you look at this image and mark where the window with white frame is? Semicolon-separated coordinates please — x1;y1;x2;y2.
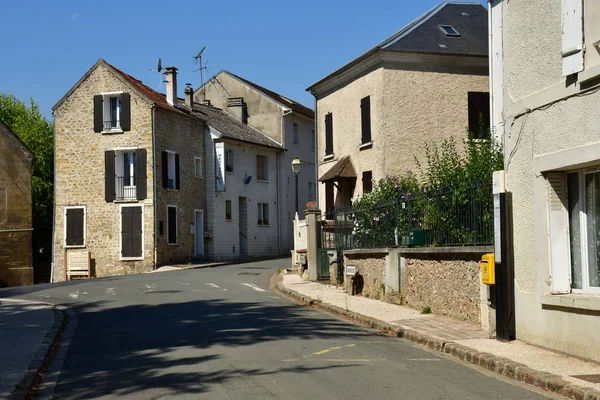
225;149;233;173
64;206;86;247
195;156;203;178
293;123;299;145
257;155;268;181
105;149;147;202
117;150;136;199
161;151;179;190
308;182;316;200
257;203;269;225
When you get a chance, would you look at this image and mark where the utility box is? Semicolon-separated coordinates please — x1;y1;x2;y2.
408;229;428;246
481;253;495;285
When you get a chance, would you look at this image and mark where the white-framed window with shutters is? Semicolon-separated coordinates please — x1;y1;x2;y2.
257;203;269;226
561;0;584;76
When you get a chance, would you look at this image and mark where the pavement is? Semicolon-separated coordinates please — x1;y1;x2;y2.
277;272;600;399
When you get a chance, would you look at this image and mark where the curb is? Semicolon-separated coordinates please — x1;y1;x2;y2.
2;299;66;400
275;281;600;400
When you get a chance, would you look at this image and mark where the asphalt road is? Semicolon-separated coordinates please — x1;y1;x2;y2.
1;259;554;399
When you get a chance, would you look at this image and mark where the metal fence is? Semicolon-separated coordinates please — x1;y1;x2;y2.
332;182;493;249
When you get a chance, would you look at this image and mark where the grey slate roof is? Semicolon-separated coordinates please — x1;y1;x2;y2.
188;102;284;150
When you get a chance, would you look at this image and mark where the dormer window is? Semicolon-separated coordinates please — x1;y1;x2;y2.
439;25;460;37
93;92;131;133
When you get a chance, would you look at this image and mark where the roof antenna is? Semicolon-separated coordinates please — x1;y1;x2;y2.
193;47;207;102
150;58;164;90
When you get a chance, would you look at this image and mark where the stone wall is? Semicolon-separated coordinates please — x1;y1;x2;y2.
343;252;387;299
0;127;33;286
403;252;482;325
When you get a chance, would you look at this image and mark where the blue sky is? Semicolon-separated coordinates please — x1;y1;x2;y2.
0;0;487;119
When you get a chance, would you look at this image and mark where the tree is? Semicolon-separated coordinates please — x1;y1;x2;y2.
0;92;54;262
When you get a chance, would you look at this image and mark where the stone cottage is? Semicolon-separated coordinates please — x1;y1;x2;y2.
52;59;206;281
0;118;34;286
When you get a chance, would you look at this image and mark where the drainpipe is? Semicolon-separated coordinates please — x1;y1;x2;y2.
50;116;57;283
152;105;158;269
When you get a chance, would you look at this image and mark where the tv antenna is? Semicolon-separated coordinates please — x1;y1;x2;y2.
193;47;208;101
150;58;164;90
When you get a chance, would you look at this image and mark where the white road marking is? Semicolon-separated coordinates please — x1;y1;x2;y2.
206;283;220;288
241;283;266;292
105;288;116;296
180;282;190;285
68;291;79;299
36;295;50;298
221;289;228;291
82;292;88;295
144;284;156;293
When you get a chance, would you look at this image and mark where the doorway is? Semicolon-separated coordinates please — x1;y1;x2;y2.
194;210;204;258
238;197;248;258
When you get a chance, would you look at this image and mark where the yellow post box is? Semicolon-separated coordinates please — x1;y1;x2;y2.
481;253;495;285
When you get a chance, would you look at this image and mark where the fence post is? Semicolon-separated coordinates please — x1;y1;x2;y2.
305;208;321;281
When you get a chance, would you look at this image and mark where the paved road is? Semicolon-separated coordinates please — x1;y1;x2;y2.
0;259;553;399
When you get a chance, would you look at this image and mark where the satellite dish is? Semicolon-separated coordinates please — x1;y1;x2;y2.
157;58;163;73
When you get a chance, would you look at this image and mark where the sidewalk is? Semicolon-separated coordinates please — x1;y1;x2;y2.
278;273;600;399
0;299;60;399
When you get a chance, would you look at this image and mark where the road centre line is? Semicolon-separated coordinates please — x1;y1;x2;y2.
206;283;220;288
241;283;266;292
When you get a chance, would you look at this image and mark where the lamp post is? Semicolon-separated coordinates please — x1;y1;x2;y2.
291;158;302;215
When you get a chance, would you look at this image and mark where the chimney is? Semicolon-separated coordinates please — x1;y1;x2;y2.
227;97;247;124
164;66;178;106
184;83;193;109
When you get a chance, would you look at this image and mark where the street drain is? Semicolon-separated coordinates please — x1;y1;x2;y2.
571;374;600;383
238;272;261;276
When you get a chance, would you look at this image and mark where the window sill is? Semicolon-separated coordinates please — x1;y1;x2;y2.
120;256;144;261
257;224;270;227
293;142;299;147
579;64;600;84
64;245;86;249
359;142;373;151
114;198;139;203
226;171;234;175
195;175;204;179
167;242;179;246
541;293;600;312
257;179;269;183
166;188;179;192
323;154;334;162
101;129;124;135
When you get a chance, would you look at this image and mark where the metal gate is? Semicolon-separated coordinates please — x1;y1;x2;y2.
316;215;348;283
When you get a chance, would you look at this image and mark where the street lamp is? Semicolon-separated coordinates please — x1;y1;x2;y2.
291;158;302;214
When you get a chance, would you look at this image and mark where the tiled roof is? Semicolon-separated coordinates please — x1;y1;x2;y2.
224;72;315;119
189;102;284;150
319;156;357;182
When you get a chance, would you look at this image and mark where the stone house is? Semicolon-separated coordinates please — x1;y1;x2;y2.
187;96;284;261
490;0;600;361
51;59;206;281
306;2;489;217
195;71;315;255
0;118;33;287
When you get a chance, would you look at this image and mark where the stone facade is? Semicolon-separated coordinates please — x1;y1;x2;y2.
0;121;33;286
52;60;205;282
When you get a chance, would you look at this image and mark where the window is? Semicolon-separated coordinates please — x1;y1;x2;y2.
225;149;233;173
361;96;371;144
167;205;177;244
195;156;203;178
362;171;373;193
293;123;299;145
94;93;131;133
105;149;147;202
121;205;143;258
325;113;333;156
308;182;316;200
64;206;85;247
257;155;268;181
225;200;232;221
468;92;490;140
311;129;315;151
258;203;269;225
439;25;460;37
162;151;179;190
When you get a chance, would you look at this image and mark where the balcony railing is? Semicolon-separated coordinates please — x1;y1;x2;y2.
116;176;137;200
104;120;121;131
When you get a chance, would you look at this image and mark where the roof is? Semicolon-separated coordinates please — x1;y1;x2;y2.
201;71;315;120
0;118;33;159
189;102;284;150
307;2;488;92
319;156;357;182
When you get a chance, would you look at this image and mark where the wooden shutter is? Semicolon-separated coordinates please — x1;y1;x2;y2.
66;208;84;246
94;95;103;132
468;92;490;139
162;151;168;188
131;206;143;257
120;93;131;131
168;206;177;244
175;153;180;190
121;207;133;257
105;151;116;202
546;172;572;293
562;0;583;76
325;113;333;155
361;96;371;144
325;181;334;218
136;149;147;200
362;171;373;193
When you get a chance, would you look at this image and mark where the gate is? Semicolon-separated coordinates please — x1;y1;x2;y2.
316;214;350;283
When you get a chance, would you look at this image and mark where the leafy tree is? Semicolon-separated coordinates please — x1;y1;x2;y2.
0;92;54;262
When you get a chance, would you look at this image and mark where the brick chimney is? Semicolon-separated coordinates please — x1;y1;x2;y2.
227;97;247;124
164;67;178;106
184;84;193;109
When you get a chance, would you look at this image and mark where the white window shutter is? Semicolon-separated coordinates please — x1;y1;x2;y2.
562;0;583;76
546;172;572;293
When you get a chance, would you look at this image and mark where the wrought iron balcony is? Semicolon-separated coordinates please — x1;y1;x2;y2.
104;120;121;130
116;176;137;200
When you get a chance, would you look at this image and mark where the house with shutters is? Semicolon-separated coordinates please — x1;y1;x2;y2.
195;71;315;255
51;59;206;281
306;2;489;217
0;118;34;287
489;0;600;361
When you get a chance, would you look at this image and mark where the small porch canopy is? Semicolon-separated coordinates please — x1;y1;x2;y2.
318;155;356;182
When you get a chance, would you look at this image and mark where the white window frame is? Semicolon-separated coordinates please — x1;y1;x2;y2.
257;155;269;182
293;123;299;145
167;204;178;245
257;203;269;226
114;147;138;200
64;205;86;248
166;150;177;190
119;204;144;261
101;91;124;132
194;156;203;178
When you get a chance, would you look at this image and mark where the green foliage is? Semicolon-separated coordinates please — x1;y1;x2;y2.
0;92;54;260
421;306;432;314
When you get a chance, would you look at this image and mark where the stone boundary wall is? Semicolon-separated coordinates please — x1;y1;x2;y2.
343;251;387;300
